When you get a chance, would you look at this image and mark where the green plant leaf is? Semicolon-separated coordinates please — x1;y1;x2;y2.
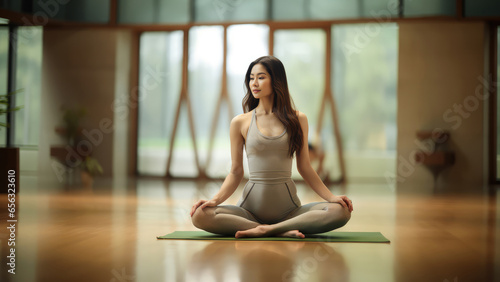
0;88;24;98
0;89;24;128
81;156;104;176
0;105;23;114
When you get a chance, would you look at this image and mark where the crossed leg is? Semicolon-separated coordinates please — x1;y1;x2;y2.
234;202;351;238
191;205;260;236
192;202;351;238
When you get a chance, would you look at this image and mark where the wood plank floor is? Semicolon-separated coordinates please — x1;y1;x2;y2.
0;177;498;282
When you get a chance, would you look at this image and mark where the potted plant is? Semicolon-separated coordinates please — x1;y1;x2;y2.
80;156;103;188
53;106;104;188
55;106;86;147
0;89;23;194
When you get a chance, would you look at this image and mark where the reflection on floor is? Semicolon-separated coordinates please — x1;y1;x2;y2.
0;177;498;282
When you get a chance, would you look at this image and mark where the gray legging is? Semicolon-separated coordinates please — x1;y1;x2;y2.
191;109;350;236
191;180;351;236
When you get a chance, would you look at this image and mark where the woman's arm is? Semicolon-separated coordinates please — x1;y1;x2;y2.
190;115;245;215
211;114;246;203
295;111;353;211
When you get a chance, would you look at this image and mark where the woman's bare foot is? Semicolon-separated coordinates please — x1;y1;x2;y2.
277;230;305;239
235;225;270;238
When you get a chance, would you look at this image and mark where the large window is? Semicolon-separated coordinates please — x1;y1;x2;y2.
0;25;43;147
137;24;398;181
274;29;326;128
0;24;42;174
272;25;398;181
332;23;398;180
182;25;224;178
138;25;270;177
137;31;183;176
15;26;43;146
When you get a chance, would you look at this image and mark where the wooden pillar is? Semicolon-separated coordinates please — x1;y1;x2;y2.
488;25;498;186
315;26;347;184
456;0;464;18
109;0;117;25
269;26;274;55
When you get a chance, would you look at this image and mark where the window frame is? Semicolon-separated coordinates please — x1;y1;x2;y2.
489;22;499;186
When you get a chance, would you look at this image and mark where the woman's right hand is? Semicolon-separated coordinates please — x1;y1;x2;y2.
190;199;218;217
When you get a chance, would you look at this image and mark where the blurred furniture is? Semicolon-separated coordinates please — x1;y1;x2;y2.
0;148;19;194
413;130;455;186
50;145;80;186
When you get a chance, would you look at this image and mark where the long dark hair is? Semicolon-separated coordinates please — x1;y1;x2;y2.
242;56;303;158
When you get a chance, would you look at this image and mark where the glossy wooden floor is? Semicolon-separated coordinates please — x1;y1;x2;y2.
1;176;498;282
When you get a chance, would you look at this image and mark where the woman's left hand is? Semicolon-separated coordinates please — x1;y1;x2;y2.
329;195;353;212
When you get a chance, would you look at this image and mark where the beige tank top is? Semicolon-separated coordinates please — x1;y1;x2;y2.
245;109;292;184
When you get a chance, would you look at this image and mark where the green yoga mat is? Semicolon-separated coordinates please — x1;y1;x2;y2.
157;231;390;243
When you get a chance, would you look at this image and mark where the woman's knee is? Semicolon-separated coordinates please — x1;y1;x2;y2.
328;203;351;227
341;207;351;225
191;207;214;229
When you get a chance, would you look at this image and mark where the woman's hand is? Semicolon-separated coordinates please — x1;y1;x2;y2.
329;195;353;212
190;199;219;217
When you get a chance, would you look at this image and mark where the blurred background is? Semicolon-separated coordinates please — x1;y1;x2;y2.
0;0;498;191
0;2;499;282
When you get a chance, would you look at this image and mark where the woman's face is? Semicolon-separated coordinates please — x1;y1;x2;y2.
249;63;273;100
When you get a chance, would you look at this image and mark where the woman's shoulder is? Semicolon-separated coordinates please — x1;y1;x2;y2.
230;111;253;129
231;111;252;123
294;110;308;123
231;112;253;139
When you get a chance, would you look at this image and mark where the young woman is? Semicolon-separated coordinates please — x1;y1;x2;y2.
190;56;353;238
